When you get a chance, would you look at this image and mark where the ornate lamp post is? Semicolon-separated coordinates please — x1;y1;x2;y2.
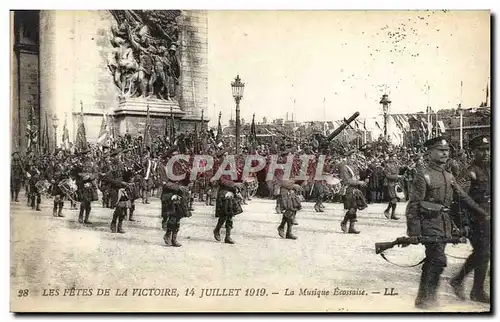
231;75;245;155
379;94;391;140
52;113;59;151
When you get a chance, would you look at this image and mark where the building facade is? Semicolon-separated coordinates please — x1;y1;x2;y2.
11;10;208;153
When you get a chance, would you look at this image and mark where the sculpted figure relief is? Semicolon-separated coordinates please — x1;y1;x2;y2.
107;10;181;100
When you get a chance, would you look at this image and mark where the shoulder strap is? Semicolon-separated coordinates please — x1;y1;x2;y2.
379;253;426;268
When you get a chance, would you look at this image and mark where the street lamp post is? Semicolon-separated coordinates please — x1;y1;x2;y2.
52;113;59;151
379;94;391;140
231;75;245;155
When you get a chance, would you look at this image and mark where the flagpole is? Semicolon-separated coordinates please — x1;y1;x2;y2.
459;80;464;150
426;85;431;139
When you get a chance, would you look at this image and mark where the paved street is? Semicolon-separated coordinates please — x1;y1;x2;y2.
10;192;489;312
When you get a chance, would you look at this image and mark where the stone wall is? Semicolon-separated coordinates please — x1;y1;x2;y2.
178;10;208;120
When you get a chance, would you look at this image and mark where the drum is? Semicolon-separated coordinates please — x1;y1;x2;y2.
245;176;258;198
395;182;406;200
58;178;77;198
35;180;51;193
325;175;342;195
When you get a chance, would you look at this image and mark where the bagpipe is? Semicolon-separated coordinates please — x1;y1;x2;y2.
57;178;78;202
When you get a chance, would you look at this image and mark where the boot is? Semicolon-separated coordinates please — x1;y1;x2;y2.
449;260;472;301
391;204;399;220
348;221;360;234
84;208;92;224
171;230;182;247
164;230;173;246
53;202;58;217
415;266;434;309
78;208;84;223
57;203;64;217
291;214;299;226
14;190;19;202
213;218;224;242
341;215;348;233
470;263;490;303
110;212;118;233
128;207;136;222
36;202;41;211
427;266;443;306
277;217;286;238
285;220;297;240
384;208;390;219
224;228;235;244
117;216;125;234
314;203;321;212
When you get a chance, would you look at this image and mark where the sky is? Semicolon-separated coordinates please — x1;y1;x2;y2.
206;10;490;126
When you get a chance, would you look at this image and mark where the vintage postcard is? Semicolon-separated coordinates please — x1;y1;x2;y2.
9;10;491;313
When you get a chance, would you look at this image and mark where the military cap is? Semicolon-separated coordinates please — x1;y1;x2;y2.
423;136;450;150
469;135;490;150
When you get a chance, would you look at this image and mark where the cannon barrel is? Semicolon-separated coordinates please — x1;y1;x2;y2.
327;111;360;141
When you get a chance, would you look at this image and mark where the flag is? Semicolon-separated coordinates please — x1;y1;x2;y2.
75;107;88;151
97;114;109;145
250;113;257;148
375;121;382;130
62;114;70;150
363;119;367;131
216;112;222;143
437;120;446;133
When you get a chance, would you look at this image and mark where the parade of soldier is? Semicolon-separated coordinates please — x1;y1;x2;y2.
9;10;490;313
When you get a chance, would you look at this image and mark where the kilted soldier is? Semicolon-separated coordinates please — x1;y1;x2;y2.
339;150;368;234
103;148;130;233
27;160;42;211
99;149;112;208
157;147;192;247
213;149;243;244
11;152;24;202
383;151;401;220
449;135;491;303
406;137;488;309
277;179;302;240
51;162;67;217
73;150;97;224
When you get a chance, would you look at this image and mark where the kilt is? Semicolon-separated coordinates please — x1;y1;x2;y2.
343;186;367;210
386;183;397;200
161;195;192;219
215;194;243;218
280;191;302;212
142;177;154;191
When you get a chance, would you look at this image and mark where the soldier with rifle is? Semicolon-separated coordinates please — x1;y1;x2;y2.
405;136;488;309
449;135;491;303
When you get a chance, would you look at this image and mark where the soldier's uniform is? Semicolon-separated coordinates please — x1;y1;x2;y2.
73;151;96;224
213;150;243;244
277;179;301;239
51;162;67;217
157;148;192;247
141;152;154;204
405;137;488;309
11;152;24;202
27;160;42;211
449;135;491;303
339;150;367;234
383;153;400;220
103;149;130;234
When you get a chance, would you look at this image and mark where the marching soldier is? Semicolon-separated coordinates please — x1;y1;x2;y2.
277;179;302;240
405;137;489;309
449;135;491;303
103;148;131;234
11;152;24;202
73;150;97;224
213;149;243;244
339;150;368;234
157;147;192;247
27;159;42;211
51;161;67;217
383;151;401;220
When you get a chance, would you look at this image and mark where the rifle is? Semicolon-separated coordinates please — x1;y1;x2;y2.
375;236;467;255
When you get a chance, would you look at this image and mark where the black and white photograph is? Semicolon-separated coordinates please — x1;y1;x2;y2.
8;8;491;313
